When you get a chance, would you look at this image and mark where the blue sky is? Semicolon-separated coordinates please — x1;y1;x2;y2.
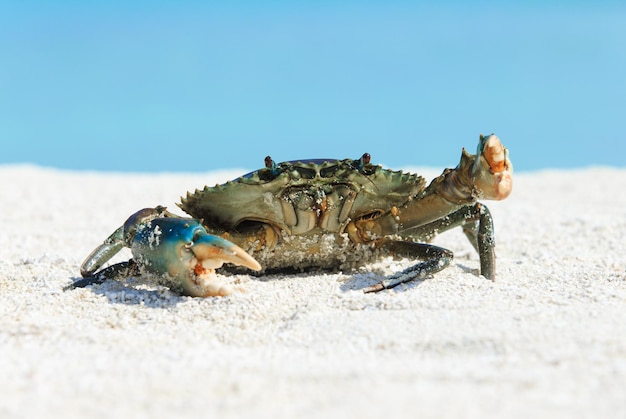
1;1;624;172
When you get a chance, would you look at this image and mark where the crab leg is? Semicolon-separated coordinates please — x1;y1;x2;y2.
363;239;453;293
401;202;496;280
79;225;125;278
68;260;140;290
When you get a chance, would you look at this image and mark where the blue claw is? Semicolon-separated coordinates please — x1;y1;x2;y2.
131;217;261;296
79;207;261;297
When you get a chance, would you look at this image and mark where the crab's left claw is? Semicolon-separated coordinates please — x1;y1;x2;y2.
132;218;261;297
471;133;513;201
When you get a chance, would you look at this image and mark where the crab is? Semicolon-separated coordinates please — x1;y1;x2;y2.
73;133;512;297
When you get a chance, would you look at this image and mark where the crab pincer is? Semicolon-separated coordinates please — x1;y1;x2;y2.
131;217;261;297
73;207;261;297
471;133;513;201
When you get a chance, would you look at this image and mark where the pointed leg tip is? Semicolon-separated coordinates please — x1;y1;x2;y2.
363;283;386;293
481;272;496;282
64;276;106;291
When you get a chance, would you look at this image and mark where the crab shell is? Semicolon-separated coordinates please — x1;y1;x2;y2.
179;158;426;238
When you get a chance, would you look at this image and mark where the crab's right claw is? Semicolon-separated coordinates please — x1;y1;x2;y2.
472;134;513;201
131;217;261;297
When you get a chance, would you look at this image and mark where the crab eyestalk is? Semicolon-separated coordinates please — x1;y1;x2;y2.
131;217;261;297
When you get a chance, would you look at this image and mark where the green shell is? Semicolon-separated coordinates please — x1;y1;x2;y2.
179;157;426;234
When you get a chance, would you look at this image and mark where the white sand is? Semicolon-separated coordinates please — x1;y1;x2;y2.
1;165;625;419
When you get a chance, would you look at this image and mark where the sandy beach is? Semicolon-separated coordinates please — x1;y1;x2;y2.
1;165;625;419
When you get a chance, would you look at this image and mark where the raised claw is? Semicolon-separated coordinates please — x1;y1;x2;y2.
471;133;513;201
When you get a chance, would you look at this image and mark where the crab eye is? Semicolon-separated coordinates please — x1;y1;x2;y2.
349;153;375;175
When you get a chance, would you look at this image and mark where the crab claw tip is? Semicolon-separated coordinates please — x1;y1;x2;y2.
482;134;507;172
226;245;263;272
191;235;262;272
474;134;513;200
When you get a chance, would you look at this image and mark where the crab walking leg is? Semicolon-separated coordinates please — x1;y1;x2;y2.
79;225;125;277
401;203;496;280
67;260;140;291
475;204;496;280
363;239;453;293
